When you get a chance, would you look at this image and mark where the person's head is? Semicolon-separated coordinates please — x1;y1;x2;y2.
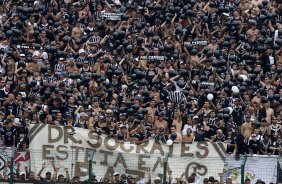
245;178;251;184
171;125;176;133
245;115;251;122
5;84;10;92
226;178;232;184
72;176;80;183
58;174;65;182
217;129;223;136
56;113;62;120
203;101;210;108
5;119;13;128
29;171;36;180
127;175;136;184
186;128;192;135
272;117;278;124
46;115;53;122
46;172;52;180
114;172;120;180
264;134;270;141
154;177;162;184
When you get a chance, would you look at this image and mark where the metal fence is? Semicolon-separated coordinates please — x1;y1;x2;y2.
0;148;282;184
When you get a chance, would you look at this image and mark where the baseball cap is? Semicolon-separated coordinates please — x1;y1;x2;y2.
114;172;120;176
127;175;135;180
91;172;96;177
154;177;161;181
193;115;199;119
119;124;126;128
79;49;85;54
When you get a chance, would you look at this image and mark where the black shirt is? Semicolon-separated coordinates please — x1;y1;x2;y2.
248;140;260;154
2;126;16;147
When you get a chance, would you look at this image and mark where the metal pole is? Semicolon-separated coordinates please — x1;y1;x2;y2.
241;155;247;184
88;150;95;184
163;153;169;184
88;159;92;184
10;147;15;184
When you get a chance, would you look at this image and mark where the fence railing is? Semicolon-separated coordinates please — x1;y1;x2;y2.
0;147;281;184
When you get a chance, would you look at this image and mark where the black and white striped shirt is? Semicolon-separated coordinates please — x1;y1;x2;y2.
168;91;185;104
45;75;57;84
76;56;86;64
88;35;102;44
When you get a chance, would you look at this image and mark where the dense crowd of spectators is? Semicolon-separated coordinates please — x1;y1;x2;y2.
0;0;282;182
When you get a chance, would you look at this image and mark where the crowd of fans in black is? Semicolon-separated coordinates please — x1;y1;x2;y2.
0;0;282;182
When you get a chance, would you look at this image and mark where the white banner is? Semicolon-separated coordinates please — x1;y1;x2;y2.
224;155;278;184
26;124;226;181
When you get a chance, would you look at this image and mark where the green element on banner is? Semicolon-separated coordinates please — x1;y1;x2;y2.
163;153;169;184
241;155;247;184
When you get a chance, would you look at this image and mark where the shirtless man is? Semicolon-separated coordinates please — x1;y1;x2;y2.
207;37;219;52
275;46;282;66
241;114;254;139
169;125;182;143
246;22;259;43
182;128;195;143
172;111;183;134
264;101;274;123
251;90;261;106
234;63;248;78
154;112;168;135
146;100;157;118
26;56;42;73
71;21;84;40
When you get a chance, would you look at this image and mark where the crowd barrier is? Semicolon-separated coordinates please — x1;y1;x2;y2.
0;125;281;184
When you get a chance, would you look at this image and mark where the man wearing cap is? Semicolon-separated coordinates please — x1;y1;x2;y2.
154;111;168;135
127;175;136;184
54;57;66;79
112;172;121;183
83;172;98;183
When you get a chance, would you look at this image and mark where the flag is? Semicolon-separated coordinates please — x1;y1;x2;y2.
14;151;30;164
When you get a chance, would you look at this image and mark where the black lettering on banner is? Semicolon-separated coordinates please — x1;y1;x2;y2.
87;130;102;148
29;124;46;143
84;148;96;164
75;162;88;178
104;136;119;150
70;146;84;161
150;141;164;155
211;143;225;161
138;155;150;171
185;162;207;179
152;157;163;172
113;153;127;168
196;142;209;158
136;142;149;154
48;125;63;143
181;142;194;157
120;142;134;153
42;145;54;160
56;145;68;160
99;150;113;166
104;166;115;179
64;126;82;144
